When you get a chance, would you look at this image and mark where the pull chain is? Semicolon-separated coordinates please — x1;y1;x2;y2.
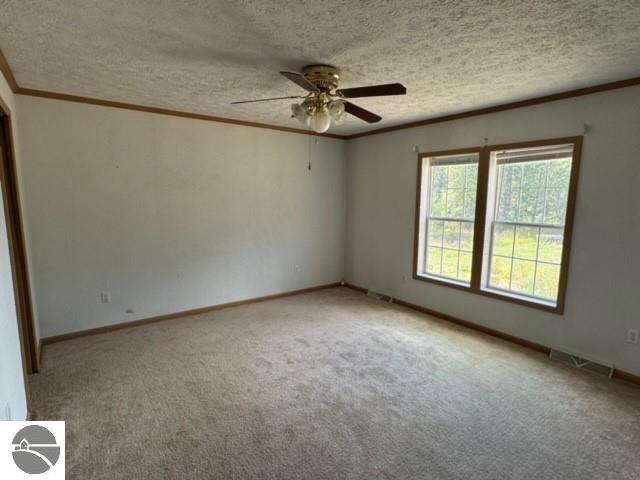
308;136;319;171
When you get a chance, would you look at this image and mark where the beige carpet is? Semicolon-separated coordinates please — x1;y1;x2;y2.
31;287;640;479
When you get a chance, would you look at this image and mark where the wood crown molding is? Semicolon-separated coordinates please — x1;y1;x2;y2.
2;47;640;140
16;87;347;139
0;48;19;93
344;76;640;139
342;283;640;387
0;49;345;139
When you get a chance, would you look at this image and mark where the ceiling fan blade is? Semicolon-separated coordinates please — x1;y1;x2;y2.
231;95;304;104
344;102;382;123
337;83;406;98
280;71;320;93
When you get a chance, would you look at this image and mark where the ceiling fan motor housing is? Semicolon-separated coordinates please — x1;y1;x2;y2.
302;65;340;92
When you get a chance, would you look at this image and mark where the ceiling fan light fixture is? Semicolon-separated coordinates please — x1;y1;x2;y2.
309;105;331;133
237;66;406;132
328;100;346;124
291;103;310;126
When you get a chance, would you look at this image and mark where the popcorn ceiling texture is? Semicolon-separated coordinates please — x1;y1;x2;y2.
1;0;639;134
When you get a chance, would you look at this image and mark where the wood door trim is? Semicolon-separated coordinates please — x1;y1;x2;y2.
0;99;38;381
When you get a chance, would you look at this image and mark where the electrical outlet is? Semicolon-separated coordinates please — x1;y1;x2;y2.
627;329;639;344
100;291;111;304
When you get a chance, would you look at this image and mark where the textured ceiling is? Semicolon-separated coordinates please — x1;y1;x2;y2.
1;0;640;135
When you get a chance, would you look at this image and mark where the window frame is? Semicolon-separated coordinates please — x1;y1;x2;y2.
414;147;483;292
413;136;583;314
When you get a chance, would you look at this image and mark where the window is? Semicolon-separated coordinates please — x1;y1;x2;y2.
416;151;479;285
414;137;581;313
484;145;572;304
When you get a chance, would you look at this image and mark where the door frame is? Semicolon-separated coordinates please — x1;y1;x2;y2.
0;95;39;376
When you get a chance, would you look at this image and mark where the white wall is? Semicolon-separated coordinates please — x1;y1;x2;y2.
16;96;347;338
0;74;28;421
12;85;640;378
346;86;640;376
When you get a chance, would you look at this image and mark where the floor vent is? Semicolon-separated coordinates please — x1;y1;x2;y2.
549;348;614;378
366;290;394;303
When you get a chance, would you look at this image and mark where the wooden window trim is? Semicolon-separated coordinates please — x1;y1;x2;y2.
413;147;483;291
413;136;583;315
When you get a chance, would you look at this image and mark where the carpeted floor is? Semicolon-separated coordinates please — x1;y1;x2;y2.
31;287;640;479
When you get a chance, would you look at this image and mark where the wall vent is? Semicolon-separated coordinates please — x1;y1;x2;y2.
366;290;394;303
549;348;614;378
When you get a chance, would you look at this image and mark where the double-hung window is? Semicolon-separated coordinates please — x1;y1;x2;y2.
414;137;581;313
416;151;479;286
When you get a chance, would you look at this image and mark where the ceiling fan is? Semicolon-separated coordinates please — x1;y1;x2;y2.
231;65;407;133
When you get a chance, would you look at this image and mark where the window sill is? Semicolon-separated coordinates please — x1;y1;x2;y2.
413;272;471;292
481;287;557;308
413;272;563;314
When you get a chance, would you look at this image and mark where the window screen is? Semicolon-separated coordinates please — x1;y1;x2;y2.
420;153;479;284
485;145;573;303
